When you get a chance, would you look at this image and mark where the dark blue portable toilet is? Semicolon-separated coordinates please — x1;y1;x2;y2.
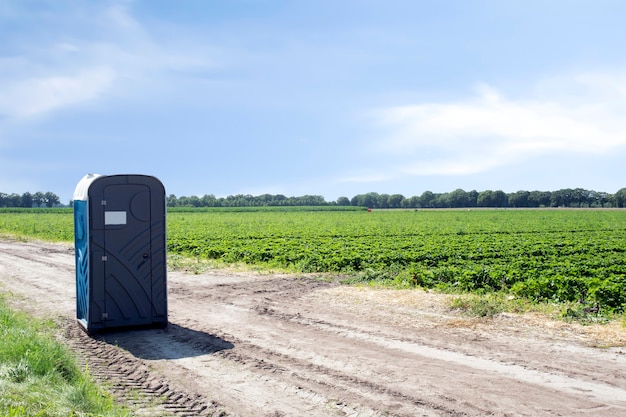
73;174;167;333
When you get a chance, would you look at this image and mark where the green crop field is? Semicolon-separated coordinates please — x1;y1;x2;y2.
1;207;625;313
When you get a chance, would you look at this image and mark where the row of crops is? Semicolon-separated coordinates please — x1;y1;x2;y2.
167;209;626;312
1;208;625;312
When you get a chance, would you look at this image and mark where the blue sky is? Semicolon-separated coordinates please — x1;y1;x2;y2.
1;0;625;204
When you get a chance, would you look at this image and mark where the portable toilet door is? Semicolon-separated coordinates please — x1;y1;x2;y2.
73;174;167;332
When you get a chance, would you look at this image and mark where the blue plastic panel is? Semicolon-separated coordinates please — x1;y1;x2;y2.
73;200;89;323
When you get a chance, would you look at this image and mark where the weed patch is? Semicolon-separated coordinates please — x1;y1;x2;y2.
0;294;131;417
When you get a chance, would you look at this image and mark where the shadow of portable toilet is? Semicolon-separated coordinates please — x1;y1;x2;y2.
73;174;168;333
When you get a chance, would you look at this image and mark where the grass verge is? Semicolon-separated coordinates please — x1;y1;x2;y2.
0;294;131;417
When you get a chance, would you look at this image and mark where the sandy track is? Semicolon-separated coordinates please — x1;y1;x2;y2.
1;238;626;416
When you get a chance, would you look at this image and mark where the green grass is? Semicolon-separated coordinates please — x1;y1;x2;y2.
0;209;74;241
0;294;131;417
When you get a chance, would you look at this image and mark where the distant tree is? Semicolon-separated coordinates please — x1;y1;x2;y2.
226;195;240;206
431;193;450;208
419;191;436;208
387;194;405;208
336;196;351;206
189;195;203;207
477;191;493;207
402;195;420;208
167;194;178;207
528;191;551;207
200;194;217;207
258;194;273;205
477;190;507;207
273;194;288;205
508;190;530;208
614;188;626;208
6;193;22;207
351;192;380;208
448;189;471;208
179;195;206;207
590;191;610;207
550;188;574;207
43;192;60;207
572;188;593;207
33;192;45;207
376;193;389;208
311;195;327;206
293;195;325;206
493;190;508;207
467;190;479;207
21;192;33;208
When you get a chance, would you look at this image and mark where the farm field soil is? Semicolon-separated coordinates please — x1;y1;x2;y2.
1;238;626;416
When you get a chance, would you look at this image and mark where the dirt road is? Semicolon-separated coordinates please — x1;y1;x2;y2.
1;238;626;416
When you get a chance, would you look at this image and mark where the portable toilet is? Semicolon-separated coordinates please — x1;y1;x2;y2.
73;174;167;333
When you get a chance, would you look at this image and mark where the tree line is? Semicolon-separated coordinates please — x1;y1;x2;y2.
167;187;626;209
3;187;625;209
167;193;328;208
347;188;626;209
0;192;61;208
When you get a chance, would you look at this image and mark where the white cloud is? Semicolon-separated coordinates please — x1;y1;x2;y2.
0;67;116;119
371;73;626;178
0;1;216;124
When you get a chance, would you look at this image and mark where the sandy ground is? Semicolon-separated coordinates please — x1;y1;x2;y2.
1;238;626;416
